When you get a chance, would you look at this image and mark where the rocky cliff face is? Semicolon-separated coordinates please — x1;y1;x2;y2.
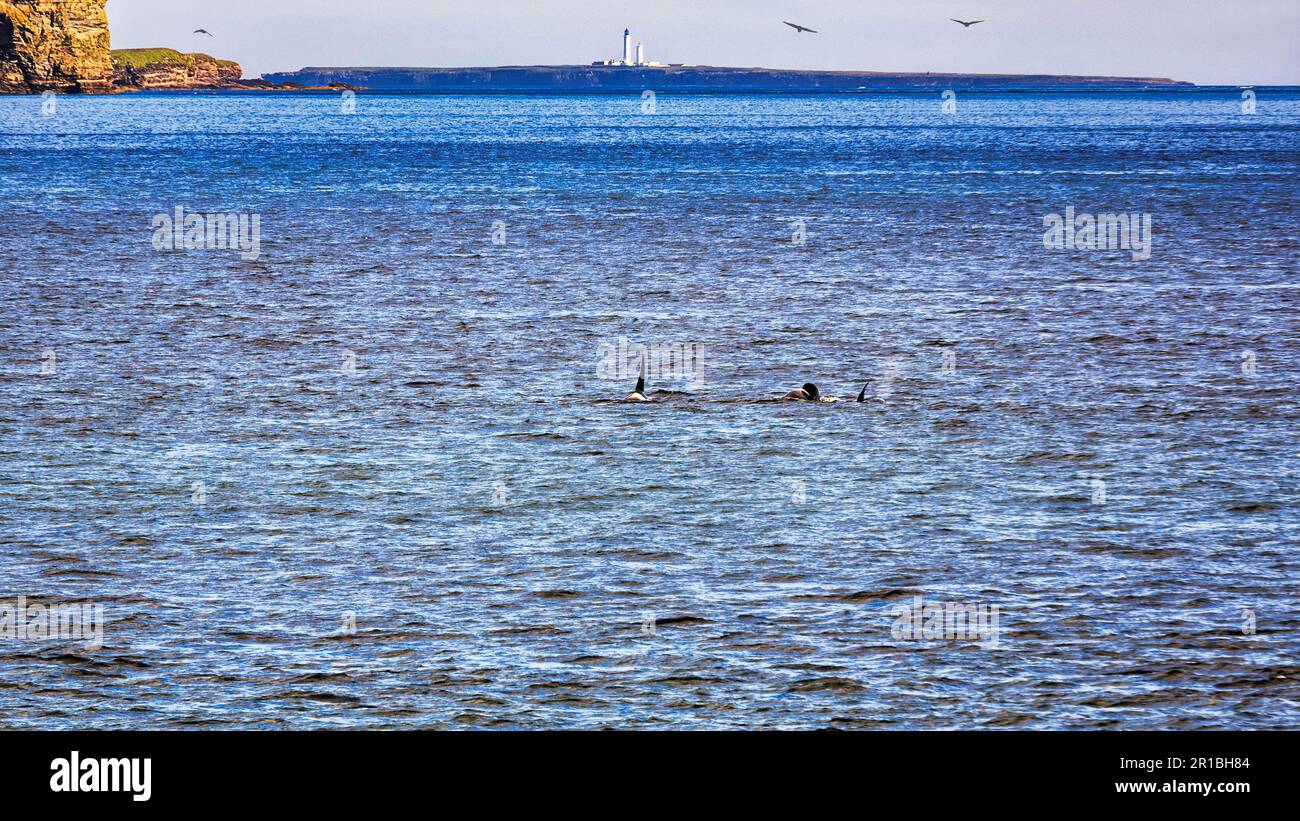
0;0;112;92
111;48;243;89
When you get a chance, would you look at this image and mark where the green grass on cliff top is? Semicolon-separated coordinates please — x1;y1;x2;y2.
111;48;238;69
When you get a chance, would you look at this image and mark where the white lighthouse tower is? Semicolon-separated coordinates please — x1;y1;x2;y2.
636;43;645;66
622;28;632;65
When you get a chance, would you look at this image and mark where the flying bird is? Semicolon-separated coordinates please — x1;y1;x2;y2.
950;19;984;28
193;29;213;36
783;21;818;34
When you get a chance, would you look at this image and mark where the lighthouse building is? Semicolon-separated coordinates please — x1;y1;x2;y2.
594;28;664;67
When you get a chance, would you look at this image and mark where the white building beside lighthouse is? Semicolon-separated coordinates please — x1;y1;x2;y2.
593;28;666;66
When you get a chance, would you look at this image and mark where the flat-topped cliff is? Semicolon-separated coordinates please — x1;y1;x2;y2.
263;64;1194;92
111;48;243;89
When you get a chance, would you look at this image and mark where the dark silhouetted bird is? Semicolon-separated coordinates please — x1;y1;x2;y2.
950;19;984;28
783;21;818;34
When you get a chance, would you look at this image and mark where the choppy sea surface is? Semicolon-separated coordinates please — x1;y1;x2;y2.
0;90;1297;729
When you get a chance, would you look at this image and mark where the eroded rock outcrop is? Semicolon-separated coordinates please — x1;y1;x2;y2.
110;48;243;89
0;0;112;92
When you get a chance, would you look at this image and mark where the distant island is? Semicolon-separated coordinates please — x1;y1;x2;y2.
263;64;1194;92
267;27;1192;92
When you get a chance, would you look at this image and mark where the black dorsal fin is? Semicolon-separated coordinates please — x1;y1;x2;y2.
857;383;867;402
634;376;645;395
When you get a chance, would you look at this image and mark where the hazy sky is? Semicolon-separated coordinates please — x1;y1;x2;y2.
107;0;1299;84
